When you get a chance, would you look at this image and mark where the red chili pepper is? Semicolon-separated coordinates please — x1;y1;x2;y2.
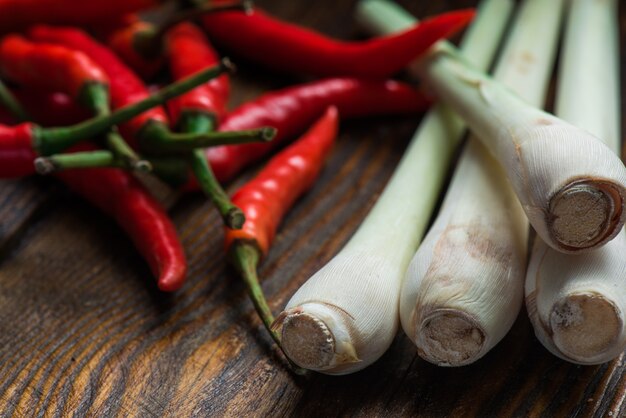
28;25;168;144
225;106;338;364
12;90;91;126
107;20;164;80
0;123;38;176
0;35;109;112
201;7;474;78
165;22;229;126
226;106;338;257
191;77;428;186
55;162;187;292
0;0;158;34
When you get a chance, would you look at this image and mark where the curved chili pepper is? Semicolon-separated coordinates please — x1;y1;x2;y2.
0;35;109;113
191;77;428;186
0;0;158;34
225;106;338;369
0;64;232;177
226;106;339;256
55;164;187;292
201;7;474;78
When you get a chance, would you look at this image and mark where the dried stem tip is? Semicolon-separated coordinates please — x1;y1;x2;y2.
549;180;624;250
416;309;486;367
550;293;622;362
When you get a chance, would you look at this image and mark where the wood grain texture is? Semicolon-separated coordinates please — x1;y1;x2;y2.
0;1;625;417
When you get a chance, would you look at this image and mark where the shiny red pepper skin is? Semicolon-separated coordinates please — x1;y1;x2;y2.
201;8;474;78
196;78;429;185
28;25;168;143
0;0;157;34
107;20;164;80
56;165;187;292
13;90;90;126
0;35;108;100
165;23;229;126
0;123;38;177
225;106;338;256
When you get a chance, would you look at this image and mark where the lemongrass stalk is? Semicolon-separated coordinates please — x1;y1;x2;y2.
272;0;513;375
403;2;626;253
525;0;626;364
372;0;563;366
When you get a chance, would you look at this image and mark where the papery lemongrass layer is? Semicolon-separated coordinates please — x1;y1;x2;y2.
411;4;626;254
406;140;528;366
525;0;626;365
274;0;513;374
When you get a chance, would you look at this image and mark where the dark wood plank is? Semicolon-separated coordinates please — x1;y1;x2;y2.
0;178;59;257
0;1;625;417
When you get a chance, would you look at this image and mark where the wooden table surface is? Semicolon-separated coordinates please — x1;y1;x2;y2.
1;1;625;416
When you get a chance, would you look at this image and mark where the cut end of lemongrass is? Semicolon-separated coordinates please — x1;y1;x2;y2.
281;311;335;369
277;303;360;372
34;157;56;175
549;180;625;251
416;309;486;367
550;293;622;363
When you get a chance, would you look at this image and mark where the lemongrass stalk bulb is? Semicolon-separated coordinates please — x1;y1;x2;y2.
414;29;626;254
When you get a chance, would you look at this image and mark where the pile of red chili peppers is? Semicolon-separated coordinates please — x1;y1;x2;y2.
0;0;475;372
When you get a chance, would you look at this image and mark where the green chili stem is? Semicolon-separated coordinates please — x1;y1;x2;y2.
86;86;150;172
34;150;122;174
231;242;308;375
139;121;275;154
149;157;191;185
181;112;245;229
35;59;234;155
106;131;152;171
0;79;29;122
80;82;110;116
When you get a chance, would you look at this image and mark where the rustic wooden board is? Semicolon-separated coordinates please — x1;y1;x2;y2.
1;1;625;416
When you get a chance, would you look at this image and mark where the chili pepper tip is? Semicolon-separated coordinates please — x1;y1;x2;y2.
34;157;56;175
